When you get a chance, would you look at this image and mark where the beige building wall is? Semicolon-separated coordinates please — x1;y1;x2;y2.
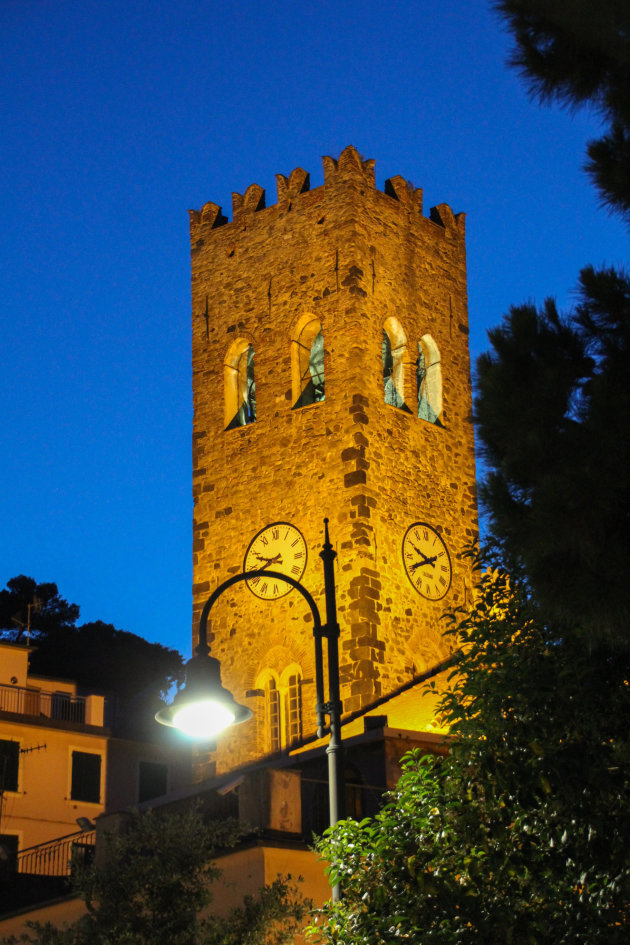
0;642;192;852
0;717;108;850
190;146;477;773
0;842;329;940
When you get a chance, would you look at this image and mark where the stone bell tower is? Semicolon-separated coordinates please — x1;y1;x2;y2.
189;146;477;772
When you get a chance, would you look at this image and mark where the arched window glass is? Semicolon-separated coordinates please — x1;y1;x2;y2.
293;318;325;409
264;676;281;753
382;319;409;412
257;665;302;752
225;342;256;430
285;672;303;745
417;335;442;425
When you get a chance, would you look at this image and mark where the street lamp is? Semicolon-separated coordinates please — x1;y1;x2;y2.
156;519;345;897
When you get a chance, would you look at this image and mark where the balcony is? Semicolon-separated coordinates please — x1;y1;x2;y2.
0;684;104;726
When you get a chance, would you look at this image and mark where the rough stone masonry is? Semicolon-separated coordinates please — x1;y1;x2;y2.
189;146;478;772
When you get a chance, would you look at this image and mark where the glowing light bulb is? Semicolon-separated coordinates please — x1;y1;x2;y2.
172;700;235;738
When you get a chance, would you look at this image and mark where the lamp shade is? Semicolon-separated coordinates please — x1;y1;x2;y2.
155;651;252;738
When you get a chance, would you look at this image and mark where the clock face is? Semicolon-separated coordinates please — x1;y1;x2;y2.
402;522;452;600
244;522;308;600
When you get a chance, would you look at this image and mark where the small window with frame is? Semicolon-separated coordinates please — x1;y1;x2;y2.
138;761;168;803
0;740;19;794
70;751;102;804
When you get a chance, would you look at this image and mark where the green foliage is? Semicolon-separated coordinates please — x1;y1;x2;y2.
2;805;308;945
476;266;630;642
315;7;630;940
495;0;630;221
314;571;630;943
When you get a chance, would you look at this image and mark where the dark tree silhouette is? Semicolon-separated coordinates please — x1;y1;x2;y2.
495;0;630;221
476;265;630;642
0;576;184;736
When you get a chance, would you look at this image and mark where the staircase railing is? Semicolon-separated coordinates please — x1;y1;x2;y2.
16;829;96;877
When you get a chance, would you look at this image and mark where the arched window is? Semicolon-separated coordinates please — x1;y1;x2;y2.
285;671;303;745
225;341;256;430
382;318;409;412
417;334;442;425
292;317;325;409
264;675;281;753
257;665;303;752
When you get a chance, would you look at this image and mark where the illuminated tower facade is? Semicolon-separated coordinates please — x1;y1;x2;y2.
189;146;477;772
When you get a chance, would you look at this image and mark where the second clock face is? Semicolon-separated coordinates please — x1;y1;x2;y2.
402;522;452;600
244;522;308;600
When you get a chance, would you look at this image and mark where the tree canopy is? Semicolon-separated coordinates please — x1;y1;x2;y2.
314;572;630;944
0;576;79;641
476;265;630;642
476;0;630;644
314;4;630;942
0;575;184;736
1;805;308;945
495;0;630;221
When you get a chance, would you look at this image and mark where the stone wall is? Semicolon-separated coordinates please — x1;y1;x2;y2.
190;146;477;772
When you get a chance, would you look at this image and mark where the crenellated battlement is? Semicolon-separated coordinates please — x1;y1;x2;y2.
321;145;376;187
275;167;310;209
188;145;465;239
384;175;423;214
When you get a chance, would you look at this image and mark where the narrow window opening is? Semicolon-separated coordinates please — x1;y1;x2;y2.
258;666;303;752
285;673;303;745
265;677;281;753
382;324;410;412
226;343;256;430
293;320;325;409
417;335;443;425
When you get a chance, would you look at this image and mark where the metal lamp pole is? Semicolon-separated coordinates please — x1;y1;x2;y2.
157;519;345;900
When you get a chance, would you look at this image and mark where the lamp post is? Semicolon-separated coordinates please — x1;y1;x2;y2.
156;519;345;899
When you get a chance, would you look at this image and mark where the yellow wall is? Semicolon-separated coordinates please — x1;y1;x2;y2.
0;717;108;850
0;643;31;688
0;641;192;852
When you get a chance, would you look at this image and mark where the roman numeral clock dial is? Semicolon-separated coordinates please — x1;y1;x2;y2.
402;522;452;601
244;522;308;600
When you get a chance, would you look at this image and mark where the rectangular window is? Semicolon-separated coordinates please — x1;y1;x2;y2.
0;740;19;793
138;761;168;803
71;751;101;803
0;834;18;878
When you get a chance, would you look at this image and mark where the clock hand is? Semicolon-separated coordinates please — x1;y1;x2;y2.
410;556;438;572
253;552;283;569
411;544;438;568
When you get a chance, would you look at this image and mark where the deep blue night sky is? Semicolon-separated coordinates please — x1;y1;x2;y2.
1;0;627;657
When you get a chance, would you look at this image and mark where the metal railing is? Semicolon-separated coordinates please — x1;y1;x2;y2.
17;829;96;877
0;684;86;724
